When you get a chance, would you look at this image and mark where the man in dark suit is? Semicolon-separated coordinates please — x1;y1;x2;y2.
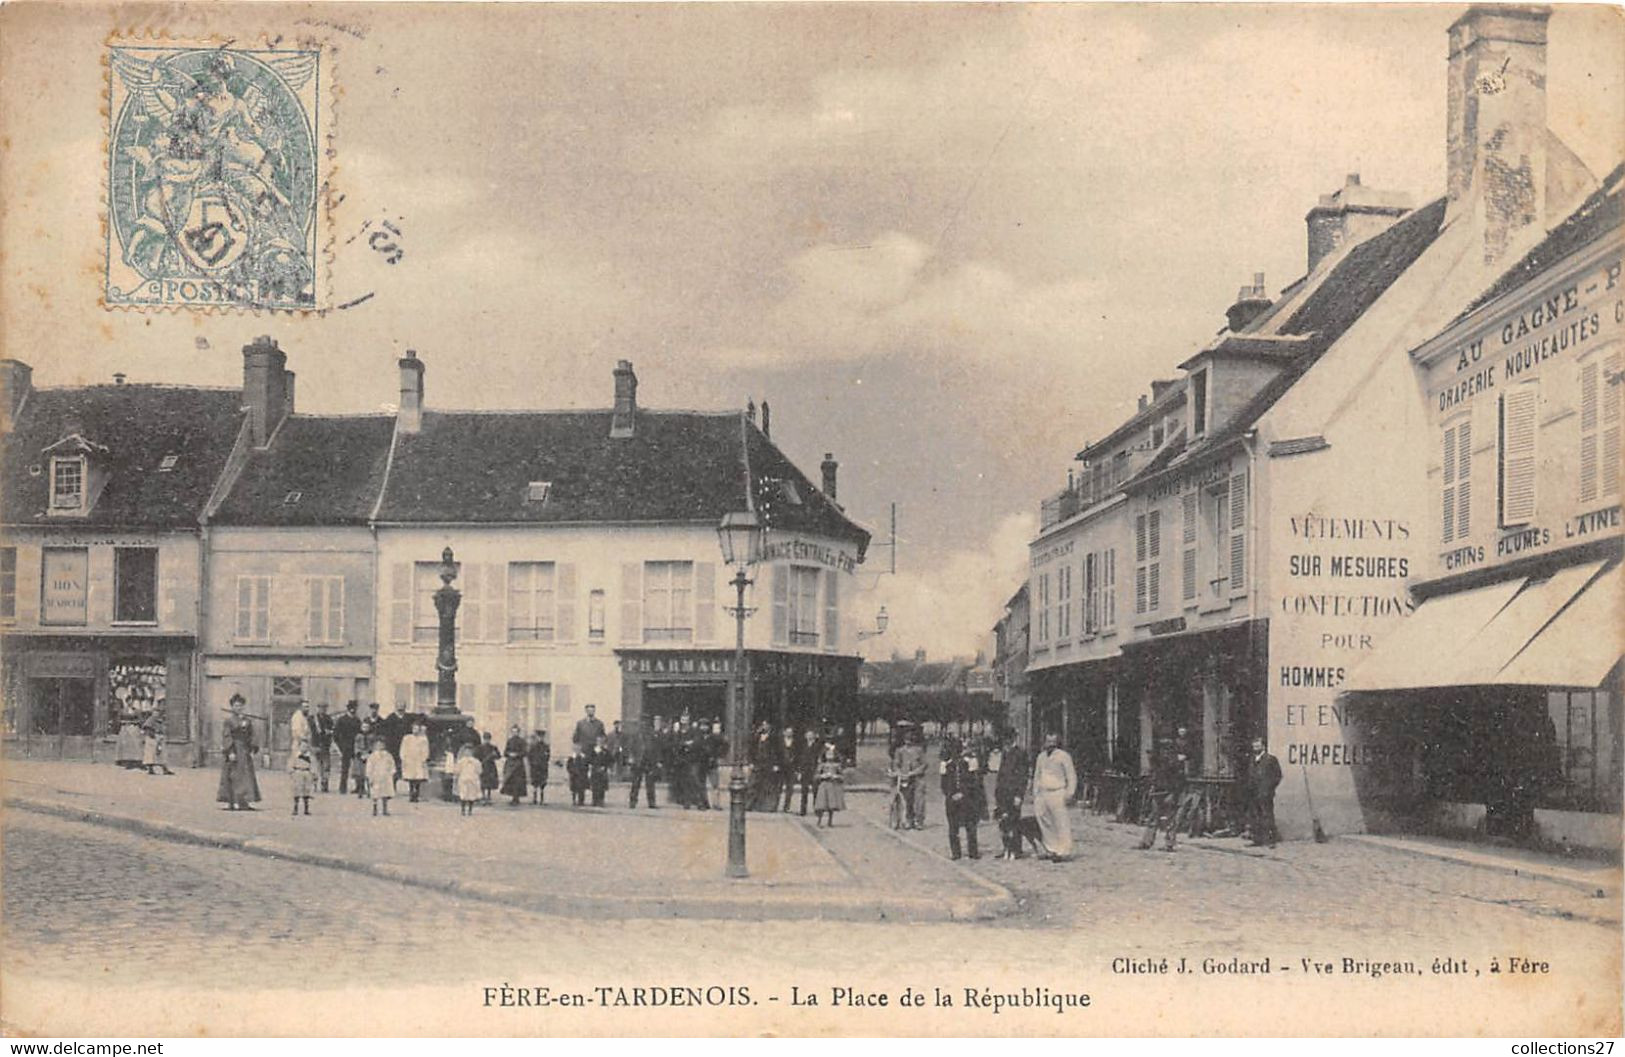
309;701;336;792
628;715;666;809
1247;737;1283;847
572;703;606;755
333;701;362;795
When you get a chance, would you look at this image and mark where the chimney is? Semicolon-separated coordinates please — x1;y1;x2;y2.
0;359;32;433
113;372;126;386
1446;5;1551;262
241;336;289;449
284;370;296;414
1225;272;1272;332
1149;378;1178;403
761;400;771;438
610;360;637;439
1305;173;1413;271
820;452;839;503
397;349;425;435
1137;394;1149;413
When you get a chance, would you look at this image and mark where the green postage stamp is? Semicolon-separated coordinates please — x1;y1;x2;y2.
104;38;332;311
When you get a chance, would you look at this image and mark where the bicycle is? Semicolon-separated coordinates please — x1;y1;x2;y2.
886;769;906;830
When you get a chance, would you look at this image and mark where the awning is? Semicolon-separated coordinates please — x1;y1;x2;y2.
1498;564;1622;687
1345;561;1615;693
1344;576;1525;692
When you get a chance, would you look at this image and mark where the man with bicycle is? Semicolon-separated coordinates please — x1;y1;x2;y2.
891;721;929;830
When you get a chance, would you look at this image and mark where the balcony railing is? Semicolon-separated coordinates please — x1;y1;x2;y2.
1039;463;1128;530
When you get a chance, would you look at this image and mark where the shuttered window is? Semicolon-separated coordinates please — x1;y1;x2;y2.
235;575;270;642
1441;418;1472;543
460;564;483;642
1083;552;1098;634
1135;510;1161;615
788;566;820;646
1054;563;1071;640
1228;471;1247;598
508;562;556;642
411;562;443;644
556;563;578;642
1034;573;1050;644
1102;549;1117;629
305;576;344;644
1580;352;1622;503
388;562;411;642
1499;385;1539;527
771;565;789;646
643;561;694;643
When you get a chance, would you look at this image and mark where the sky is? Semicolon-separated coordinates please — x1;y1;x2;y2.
4;2;1622;661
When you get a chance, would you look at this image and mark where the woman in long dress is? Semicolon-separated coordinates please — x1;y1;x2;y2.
500;725;529;805
399;721;430;803
812;741;846;828
1030;732;1077;861
216;708;262;810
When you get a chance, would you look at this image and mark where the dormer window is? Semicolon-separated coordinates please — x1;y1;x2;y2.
1191;369;1209;438
50;456;85;511
283;491;302;505
157;454;179;473
526;481;552;504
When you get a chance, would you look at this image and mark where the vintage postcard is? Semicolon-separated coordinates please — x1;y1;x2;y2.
1;0;1621;1040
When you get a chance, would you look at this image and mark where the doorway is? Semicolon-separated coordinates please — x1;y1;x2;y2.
27;677;95;757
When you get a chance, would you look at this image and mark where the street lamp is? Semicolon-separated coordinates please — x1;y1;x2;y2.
716;510;763;879
857;605;889;641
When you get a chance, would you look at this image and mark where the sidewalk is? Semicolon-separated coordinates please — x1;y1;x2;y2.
1341;832;1620;897
2;759;1012;922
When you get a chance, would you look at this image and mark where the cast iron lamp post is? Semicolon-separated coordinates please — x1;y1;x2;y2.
716;510;763;879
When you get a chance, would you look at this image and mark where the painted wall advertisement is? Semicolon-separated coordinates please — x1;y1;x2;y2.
40;548;89;626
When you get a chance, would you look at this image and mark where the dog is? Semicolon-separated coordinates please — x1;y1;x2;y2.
996;809;1046;857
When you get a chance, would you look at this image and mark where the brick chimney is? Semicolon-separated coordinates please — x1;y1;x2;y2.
1225;273;1273;332
1446;5;1551;263
610;360;637;439
821;452;838;503
1305;174;1413;272
0;359;33;434
761;400;772;439
242;336;290;449
397;349;425;435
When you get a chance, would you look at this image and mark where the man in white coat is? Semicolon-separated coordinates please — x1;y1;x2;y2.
1030;732;1077;861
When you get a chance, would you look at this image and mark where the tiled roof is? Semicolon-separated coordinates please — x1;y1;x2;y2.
1;385;245;529
212;415;396;526
1129;196;1450;488
374;409;870;549
1455;161;1625;323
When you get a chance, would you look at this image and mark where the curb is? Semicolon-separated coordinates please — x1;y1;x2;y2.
1342;833;1621;898
854;814;1020;920
7;793;1007;924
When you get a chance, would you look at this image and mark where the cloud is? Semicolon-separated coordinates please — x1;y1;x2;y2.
852;510;1037;661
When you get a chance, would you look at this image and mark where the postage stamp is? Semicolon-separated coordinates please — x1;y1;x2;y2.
104;38;331;312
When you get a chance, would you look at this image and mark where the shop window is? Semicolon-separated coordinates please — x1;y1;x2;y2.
234;575;270;642
29;678;94;736
114;547;158;623
1498;383;1539;527
40;547;88;626
1441;416;1472;543
643;560;694;643
0;546;15;619
1579;351;1622;503
588;589;606;640
508;561;557;642
1134;511;1161;615
1544;689;1622;812
508;682;552;735
49;456;85;511
306;576;344;644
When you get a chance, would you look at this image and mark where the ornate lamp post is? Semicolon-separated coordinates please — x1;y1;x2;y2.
857;606;890;641
716;510;763;879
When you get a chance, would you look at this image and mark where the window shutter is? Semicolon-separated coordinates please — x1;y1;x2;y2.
1181;494;1197;602
330;578;345;640
1442;424;1458;543
1135;566;1147;615
1229;472;1247;596
1603;352;1622;497
306;577;322;641
619;563;642;643
509;563;531;640
1581;359;1600;501
457;564;479;642
253;578;270;640
1456;420;1472;539
694;561;716;642
1148;509;1161;558
486;564;505;644
1499;386;1538;526
1148;561;1160;612
824;570;839;649
236;577;252;639
1134;514;1147;562
487;684;504;732
1105;549;1116;627
389;562;411;642
771;565;789;645
556;562;578;641
554;684;572;735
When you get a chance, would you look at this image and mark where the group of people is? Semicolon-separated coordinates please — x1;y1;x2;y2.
1137;728;1282;851
743;722;850;823
113;708;177;777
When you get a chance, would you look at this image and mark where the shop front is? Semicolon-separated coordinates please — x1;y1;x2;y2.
617;648;861;747
2;634;195;760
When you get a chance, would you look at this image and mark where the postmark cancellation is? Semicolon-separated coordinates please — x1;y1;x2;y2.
104;37;332;312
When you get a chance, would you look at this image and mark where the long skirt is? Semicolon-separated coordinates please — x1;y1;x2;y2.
216;755;261;804
115;722;143;765
500;758;529;799
1034;789;1073;858
813;778;845;813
